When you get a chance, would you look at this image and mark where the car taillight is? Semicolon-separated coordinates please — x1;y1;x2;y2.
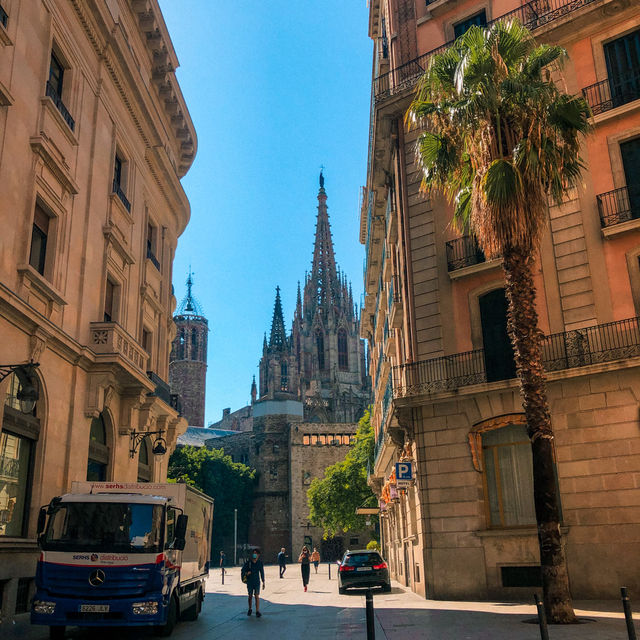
339;565;355;572
373;562;387;570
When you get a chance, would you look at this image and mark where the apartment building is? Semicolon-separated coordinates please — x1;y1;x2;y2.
363;0;640;599
0;0;194;623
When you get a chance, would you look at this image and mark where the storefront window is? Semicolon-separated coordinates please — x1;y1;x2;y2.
482;423;536;527
0;431;32;536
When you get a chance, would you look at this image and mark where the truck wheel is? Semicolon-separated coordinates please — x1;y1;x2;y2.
181;588;202;621
154;595;178;637
49;626;66;640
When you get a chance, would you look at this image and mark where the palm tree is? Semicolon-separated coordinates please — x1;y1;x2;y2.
406;20;590;623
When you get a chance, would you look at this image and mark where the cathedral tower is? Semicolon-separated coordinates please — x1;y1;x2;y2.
169;272;208;426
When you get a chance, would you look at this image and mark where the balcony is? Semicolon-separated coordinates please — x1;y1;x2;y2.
393;316;640;398
597;186;639;228
446;236;486;271
45;81;75;132
90;322;148;373
112;179;131;212
374;0;598;101
582;77;640;117
374;374;393;464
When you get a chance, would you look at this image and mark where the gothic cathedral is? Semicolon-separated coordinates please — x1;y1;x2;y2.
258;172;369;422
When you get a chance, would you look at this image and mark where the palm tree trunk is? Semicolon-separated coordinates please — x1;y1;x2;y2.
502;246;577;624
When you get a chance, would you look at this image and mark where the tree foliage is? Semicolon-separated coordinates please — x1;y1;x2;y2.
168;446;255;558
307;410;377;538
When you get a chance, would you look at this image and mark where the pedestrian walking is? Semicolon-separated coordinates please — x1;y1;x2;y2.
241;548;265;617
311;547;320;574
278;547;287;578
299;545;311;591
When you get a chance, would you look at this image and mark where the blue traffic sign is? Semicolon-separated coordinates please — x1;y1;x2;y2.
396;461;413;481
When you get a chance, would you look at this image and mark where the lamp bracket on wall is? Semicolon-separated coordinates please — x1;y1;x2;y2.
129;429;167;458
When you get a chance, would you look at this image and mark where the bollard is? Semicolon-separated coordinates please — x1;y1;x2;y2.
534;593;549;640
328;562;331;580
221;566;225;585
365;588;375;640
621;587;638;640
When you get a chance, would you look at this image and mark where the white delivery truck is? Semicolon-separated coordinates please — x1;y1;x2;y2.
31;482;214;639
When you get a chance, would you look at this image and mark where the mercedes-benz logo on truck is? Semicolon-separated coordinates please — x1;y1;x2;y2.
89;569;106;587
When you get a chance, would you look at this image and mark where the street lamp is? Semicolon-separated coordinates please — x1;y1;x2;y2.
0;363;40;414
129;430;167;458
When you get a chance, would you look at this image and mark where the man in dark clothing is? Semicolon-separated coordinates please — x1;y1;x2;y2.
278;547;287;578
241;548;265;617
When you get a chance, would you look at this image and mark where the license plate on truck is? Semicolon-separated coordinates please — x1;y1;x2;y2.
79;604;109;612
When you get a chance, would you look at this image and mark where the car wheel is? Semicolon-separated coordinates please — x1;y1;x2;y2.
338;586;347;595
49;626;65;640
154;594;178;636
382;583;392;593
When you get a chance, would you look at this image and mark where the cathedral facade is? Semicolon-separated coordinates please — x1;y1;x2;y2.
258;173;369;422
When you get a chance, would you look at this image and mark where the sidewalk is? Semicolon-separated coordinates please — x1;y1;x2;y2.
3;563;638;639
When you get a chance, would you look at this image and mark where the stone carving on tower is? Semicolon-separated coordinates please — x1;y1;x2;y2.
169;272;208;427
258;172;369;422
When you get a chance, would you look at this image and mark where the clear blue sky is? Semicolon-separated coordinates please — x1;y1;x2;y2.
158;1;372;426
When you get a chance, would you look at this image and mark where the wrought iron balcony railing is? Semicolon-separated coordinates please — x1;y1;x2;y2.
374;0;598;100
393;316;640;398
45;81;75;131
596;186;640;228
112;179;131;212
582;77;640;116
445;236;486;271
147;371;172;406
0;3;8;28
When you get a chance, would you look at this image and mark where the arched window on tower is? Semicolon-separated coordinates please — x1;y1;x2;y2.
338;329;348;371
280;361;288;391
191;328;197;359
316;330;325;371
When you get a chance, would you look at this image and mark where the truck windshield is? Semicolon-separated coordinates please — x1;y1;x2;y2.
42;502;163;553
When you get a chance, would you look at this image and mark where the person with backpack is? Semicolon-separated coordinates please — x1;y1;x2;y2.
241;548;265;617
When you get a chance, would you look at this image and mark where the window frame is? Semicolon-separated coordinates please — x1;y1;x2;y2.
29;202;53;278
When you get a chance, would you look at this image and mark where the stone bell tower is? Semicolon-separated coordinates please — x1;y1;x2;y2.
169;271;208;427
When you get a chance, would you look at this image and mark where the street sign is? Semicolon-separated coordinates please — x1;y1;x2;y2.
396;462;413;488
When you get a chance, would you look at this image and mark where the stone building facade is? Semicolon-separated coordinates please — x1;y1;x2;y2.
169;272;208;427
206;406;364;562
0;0;193;624
363;0;640;600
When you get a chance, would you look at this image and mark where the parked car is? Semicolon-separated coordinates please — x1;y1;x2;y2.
337;549;391;594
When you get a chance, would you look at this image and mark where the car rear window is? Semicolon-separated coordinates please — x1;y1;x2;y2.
344;553;382;566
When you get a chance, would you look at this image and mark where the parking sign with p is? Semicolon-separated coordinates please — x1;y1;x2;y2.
395;462;413;487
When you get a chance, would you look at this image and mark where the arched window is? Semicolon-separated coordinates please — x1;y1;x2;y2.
338;329;348;370
137;439;151;482
1;372;40;537
280;361;288;391
87;413;109;481
178;329;186;359
316;330;325;371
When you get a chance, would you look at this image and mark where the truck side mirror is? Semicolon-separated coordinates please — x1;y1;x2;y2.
174;514;188;550
37;507;47;535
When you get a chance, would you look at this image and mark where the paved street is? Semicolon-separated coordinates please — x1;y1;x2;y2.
6;564;639;639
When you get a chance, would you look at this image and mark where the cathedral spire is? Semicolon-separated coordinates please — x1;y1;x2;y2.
269;286;287;350
309;172;338;312
251;375;257;404
177;268;204;316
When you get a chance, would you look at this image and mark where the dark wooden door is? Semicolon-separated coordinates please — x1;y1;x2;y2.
479;289;516;383
620;138;640;220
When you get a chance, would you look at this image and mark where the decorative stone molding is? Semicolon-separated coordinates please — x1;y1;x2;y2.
85;372;119;418
29;329;50;362
90;322;148;372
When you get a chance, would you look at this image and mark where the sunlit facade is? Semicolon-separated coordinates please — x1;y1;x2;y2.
363;0;640;599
